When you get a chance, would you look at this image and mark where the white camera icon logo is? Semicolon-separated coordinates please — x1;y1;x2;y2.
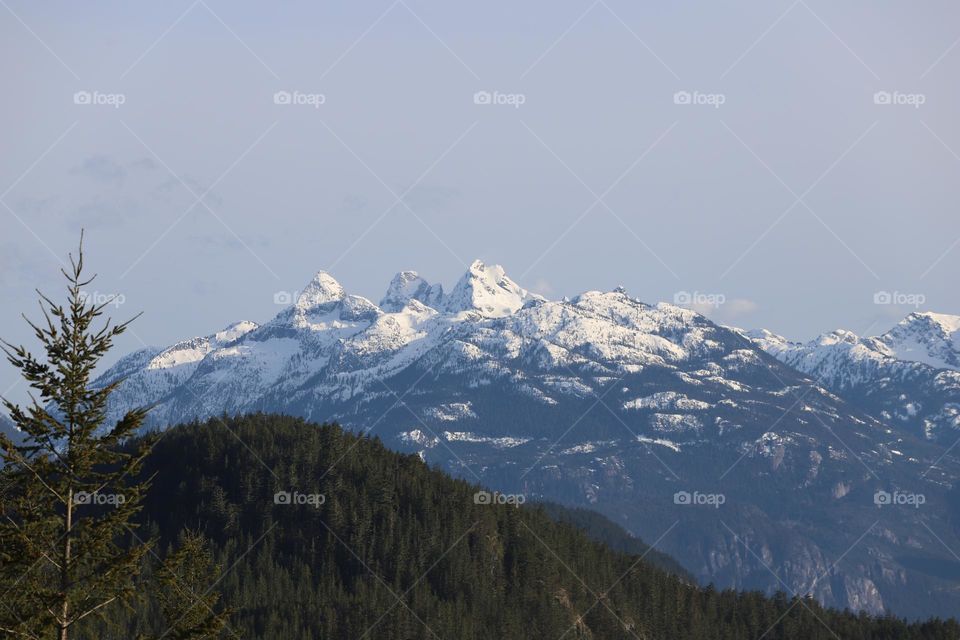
274;91;292;105
473;91;492;105
74;91;92;105
873;291;892;305
673;91;692;105
873;91;892;105
274;291;294;305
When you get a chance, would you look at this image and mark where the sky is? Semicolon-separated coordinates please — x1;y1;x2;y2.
2;0;959;404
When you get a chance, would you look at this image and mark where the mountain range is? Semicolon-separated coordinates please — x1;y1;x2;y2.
91;260;960;619
748;314;960;441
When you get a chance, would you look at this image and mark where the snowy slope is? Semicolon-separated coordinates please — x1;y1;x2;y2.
94;320;258;420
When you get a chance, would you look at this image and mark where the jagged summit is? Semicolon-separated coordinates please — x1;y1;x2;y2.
443;259;542;318
289;261;542;319
295;271;346;310
380;271;444;312
910;311;960;333
879;311;960;370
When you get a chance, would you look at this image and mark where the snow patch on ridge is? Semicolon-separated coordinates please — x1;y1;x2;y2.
636;435;681;452
623;392;711;412
443;431;531;448
424;402;478;422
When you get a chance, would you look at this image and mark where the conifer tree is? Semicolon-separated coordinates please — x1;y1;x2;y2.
0;238;151;639
150;530;232;640
0;237;229;639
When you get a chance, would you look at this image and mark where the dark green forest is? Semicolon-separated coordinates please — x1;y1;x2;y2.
535;501;693;581
80;414;959;639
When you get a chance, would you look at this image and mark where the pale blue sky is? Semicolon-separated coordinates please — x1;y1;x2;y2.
2;1;959;404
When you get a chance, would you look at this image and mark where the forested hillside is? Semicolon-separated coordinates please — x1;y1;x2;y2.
91;415;958;639
536;501;693;581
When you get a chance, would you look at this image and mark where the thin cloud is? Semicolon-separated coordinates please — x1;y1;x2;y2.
70;155;127;185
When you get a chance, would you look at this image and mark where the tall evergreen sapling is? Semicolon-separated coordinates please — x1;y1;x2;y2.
152;530;231;640
0;241;150;639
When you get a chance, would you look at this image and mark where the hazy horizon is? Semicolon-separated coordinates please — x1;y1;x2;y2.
3;0;959;404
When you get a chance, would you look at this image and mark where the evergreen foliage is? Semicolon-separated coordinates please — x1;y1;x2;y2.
0;240;228;639
111;414;959;640
536;501;693;581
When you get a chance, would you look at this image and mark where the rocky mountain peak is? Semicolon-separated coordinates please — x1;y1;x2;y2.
443;259;542;318
295;271;346;311
380;271;443;312
878;311;960;370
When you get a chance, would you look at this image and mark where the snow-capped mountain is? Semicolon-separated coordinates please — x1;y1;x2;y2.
98;261;960;619
748;313;960;440
881;312;960;370
379;271;443;313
